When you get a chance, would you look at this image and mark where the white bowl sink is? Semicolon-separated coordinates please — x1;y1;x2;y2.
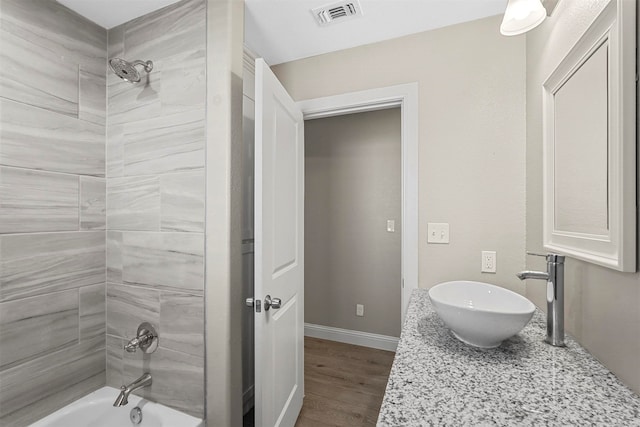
428;281;536;348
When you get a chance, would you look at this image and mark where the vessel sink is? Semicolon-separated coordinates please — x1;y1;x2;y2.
428;281;536;348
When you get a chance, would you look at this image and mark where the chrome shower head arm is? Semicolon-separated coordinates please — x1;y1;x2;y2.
130;60;153;73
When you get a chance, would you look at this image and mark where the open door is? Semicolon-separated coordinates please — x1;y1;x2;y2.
253;58;304;426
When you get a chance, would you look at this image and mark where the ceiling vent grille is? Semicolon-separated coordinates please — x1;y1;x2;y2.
312;0;363;26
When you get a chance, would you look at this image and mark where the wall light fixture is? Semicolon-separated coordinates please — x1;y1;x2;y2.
500;0;547;36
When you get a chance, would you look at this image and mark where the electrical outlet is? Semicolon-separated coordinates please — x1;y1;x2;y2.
356;304;364;317
387;220;395;232
482;251;497;273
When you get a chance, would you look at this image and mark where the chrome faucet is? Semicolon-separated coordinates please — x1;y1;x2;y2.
113;373;152;407
517;253;565;347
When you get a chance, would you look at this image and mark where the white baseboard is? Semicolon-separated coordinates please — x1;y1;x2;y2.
243;385;254;415
304;323;398;352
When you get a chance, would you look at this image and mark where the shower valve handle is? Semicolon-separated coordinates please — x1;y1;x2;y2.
124;322;158;354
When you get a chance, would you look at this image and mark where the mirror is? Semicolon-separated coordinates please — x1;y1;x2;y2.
542;0;636;272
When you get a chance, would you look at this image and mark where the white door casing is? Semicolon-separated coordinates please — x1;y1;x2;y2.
254;58;304;427
298;83;419;323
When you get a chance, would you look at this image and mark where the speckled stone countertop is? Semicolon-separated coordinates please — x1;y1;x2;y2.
378;289;640;426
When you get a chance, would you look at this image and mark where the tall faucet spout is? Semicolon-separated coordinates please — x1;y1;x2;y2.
516;270;549;281
113;373;152;407
517;253;565;347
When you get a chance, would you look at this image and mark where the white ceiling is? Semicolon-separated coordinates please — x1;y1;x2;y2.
245;0;507;65
56;0;181;29
56;0;508;65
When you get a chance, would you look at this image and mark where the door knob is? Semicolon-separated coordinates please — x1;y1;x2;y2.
264;295;282;311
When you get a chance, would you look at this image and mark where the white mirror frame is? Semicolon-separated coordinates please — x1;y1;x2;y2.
542;0;636;272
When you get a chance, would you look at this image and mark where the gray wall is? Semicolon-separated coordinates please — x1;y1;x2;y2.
305;109;401;337
526;0;640;395
104;0;207;418
0;1;107;425
273;15;527;295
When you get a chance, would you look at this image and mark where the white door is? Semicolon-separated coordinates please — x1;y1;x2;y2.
253;58;304;427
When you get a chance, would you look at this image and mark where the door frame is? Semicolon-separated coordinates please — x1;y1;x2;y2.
298;83;419;323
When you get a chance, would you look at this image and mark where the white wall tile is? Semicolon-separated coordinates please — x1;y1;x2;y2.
122;232;204;293
106;283;159;339
123;109;205;176
0;99;105;177
160;170;205;232
79;66;107;126
160;291;204;357
80;176;106;230
0;167;79;233
0;29;78;117
107;176;160;231
0;290;79;369
80;283;106;341
0;231;105;302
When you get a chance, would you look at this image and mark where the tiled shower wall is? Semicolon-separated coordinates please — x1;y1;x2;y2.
0;1;107;425
104;0;207;418
0;0;207;423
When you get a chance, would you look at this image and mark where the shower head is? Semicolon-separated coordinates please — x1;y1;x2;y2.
109;58;153;83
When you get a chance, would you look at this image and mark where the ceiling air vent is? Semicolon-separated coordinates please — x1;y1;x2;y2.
312;0;363;26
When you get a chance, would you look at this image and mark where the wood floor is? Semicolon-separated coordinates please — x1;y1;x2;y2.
294;337;396;427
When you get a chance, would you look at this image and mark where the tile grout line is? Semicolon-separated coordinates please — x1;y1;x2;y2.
78;175;82;231
0;164;104;179
1;284;104;305
106;280;203;297
77;286;82;344
77;64;81;120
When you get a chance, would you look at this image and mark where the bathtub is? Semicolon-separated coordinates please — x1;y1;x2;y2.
29;387;204;427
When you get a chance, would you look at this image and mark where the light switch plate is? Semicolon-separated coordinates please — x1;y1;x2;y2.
356;304;364;317
427;223;449;244
387;220;395;232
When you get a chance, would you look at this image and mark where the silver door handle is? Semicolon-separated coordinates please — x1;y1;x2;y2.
264;295;282;311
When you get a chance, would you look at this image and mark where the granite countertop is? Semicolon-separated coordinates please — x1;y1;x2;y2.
378;289;640;426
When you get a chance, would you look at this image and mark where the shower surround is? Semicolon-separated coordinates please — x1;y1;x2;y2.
105;0;206;418
0;0;207;425
0;1;107;425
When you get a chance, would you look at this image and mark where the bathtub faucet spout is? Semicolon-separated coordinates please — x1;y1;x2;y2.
113;373;152;407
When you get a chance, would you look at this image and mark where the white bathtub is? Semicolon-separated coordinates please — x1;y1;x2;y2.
30;387;204;427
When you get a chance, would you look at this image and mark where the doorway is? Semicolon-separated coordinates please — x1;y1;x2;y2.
299;83;419;323
303;108;402;339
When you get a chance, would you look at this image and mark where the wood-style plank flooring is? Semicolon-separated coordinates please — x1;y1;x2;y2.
294;337;396;427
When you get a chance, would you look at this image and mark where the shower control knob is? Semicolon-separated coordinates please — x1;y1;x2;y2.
124;322;158;354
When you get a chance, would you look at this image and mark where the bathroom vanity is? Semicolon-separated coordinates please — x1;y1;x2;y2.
378;289;640;426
